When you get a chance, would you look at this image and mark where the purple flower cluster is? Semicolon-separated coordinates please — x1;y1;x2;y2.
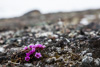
24;44;45;61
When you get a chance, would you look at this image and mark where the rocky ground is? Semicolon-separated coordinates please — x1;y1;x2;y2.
0;22;100;67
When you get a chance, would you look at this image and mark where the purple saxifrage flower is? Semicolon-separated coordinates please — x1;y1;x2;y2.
36;44;43;49
32;48;35;52
36;44;46;49
35;52;42;59
26;53;31;56
24;46;28;50
32;45;36;48
25;56;30;61
29;45;33;49
29;50;34;55
24;44;46;62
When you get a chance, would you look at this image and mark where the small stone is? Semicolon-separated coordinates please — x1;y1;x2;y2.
94;58;100;66
65;38;70;43
81;50;87;55
53;35;58;38
82;56;93;63
56;47;61;54
68;32;77;37
0;47;4;53
60;37;63;39
81;49;89;55
86;53;92;57
45;42;48;45
48;39;52;42
56;39;59;41
24;63;33;67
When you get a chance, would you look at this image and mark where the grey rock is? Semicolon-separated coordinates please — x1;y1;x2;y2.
82;56;93;63
0;47;4;53
24;63;33;67
86;53;92;57
94;58;100;66
48;39;52;42
56;47;62;54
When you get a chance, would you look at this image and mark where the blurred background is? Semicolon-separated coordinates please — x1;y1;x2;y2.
0;0;100;30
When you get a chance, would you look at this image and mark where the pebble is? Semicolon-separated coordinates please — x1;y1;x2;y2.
53;35;58;38
0;47;4;53
44;42;48;45
65;38;70;43
86;53;92;57
56;47;62;54
56;39;59;41
24;63;33;67
82;56;93;63
81;50;87;55
48;39;52;42
94;58;100;66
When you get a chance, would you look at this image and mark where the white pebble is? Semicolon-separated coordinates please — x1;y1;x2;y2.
94;58;100;66
48;39;52;42
0;47;4;52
